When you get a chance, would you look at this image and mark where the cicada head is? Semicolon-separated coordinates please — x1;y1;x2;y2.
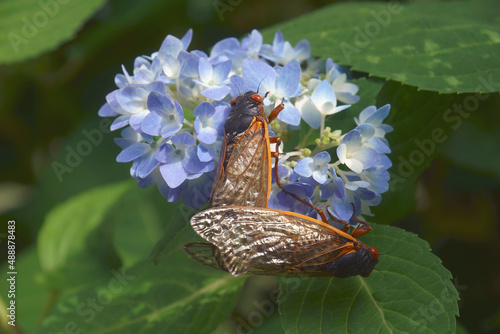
224;91;267;143
229;91;264;117
326;246;379;278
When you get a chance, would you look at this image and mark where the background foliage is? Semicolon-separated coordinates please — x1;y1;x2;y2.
1;0;499;333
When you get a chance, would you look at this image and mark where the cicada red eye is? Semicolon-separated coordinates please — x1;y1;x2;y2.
230;97;237;105
371;247;379;259
251;94;263;103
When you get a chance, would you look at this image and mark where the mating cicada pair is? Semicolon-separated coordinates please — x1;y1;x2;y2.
184;91;379;278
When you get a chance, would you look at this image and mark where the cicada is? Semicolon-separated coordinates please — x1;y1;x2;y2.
208;91;346;231
184;206;379;278
209;91;283;208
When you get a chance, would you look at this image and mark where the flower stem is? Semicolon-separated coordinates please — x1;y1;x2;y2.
297;128;314;149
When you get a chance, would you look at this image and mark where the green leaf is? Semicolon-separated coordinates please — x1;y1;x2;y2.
37;222;245;334
112;186;174;268
0;0;107;64
279;224;459;334
264;0;500;93
0;247;48;333
148;202;201;264
371;82;456;223
37;181;132;274
254;314;285;334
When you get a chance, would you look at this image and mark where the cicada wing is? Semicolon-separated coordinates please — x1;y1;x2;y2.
209;120;271;208
183;242;228;272
190;207;354;276
208;136;229;207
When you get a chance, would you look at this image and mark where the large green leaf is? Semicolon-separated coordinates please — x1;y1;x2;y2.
37;181;133;274
0;0;106;64
37;179;178;292
37;221;245;334
279;224;459;334
264;0;500;93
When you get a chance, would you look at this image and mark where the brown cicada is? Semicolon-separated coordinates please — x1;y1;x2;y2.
209;91;283;208
184;91;378;278
184;207;378;278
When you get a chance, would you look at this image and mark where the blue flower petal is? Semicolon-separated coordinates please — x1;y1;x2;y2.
136;153;159;178
341;130;362;151
294;157;313;177
352;147;380;170
98;102;118;117
378;154;393;169
212;60;232;83
160;120;182;139
201;85;231;100
329;196;353;221
312;170;328;184
141;112;162;136
155;143;180;164
276;60;301;97
193;101;215;118
171;132;195;147
311;80;336;106
336;91;360;105
299;98;321;129
197;142;218;162
277;102;301;126
356;123;376;139
147;91;174;116
242;58;277;93
183;146;214;174
294;39;311;60
159;161;187;188
197;127;218;145
245;30;263;54
198;57;213;84
111;115;131;131
116;143;149;162
369;137;391;154
180;29;193;50
159;35;183;58
313;151;331;164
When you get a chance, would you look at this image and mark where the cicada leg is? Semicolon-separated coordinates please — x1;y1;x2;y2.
326;204;372;237
350;215;372;237
325;208;351;233
270;136;330;225
267;99;284;122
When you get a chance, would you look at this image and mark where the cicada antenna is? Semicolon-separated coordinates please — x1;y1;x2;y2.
257;77;266;94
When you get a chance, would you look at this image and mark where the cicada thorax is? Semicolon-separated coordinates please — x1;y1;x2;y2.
209;91;277;208
185;206;379;278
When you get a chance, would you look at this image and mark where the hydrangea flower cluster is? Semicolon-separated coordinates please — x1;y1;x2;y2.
99;29;393;225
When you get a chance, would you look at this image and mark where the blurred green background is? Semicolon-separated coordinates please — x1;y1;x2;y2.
0;0;499;333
